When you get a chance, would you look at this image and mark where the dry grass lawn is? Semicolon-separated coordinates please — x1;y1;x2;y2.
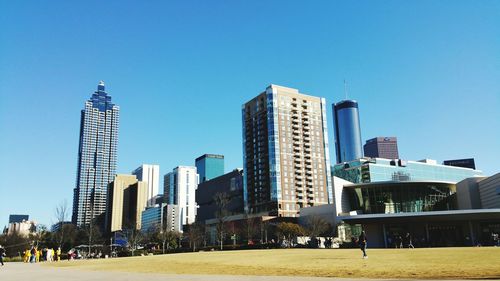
47;248;500;279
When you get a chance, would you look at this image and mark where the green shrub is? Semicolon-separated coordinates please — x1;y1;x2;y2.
4;256;23;262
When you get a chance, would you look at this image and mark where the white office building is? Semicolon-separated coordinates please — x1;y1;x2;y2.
132;164;160;207
164;166;199;227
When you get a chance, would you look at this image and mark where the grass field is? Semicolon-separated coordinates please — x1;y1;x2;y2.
48;248;500;279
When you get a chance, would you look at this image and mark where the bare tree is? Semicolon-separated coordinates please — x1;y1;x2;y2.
156;226;179;254
306;215;330;238
155;211;180;254
214;192;230;250
54;200;69;248
186;222;204;252
243;214;258;244
126;228;143;256
305;215;331;248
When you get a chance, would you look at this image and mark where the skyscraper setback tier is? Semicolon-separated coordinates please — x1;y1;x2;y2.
72;81;119;226
242;85;333;217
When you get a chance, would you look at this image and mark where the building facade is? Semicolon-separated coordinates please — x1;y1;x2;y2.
301;176;500;248
456;177;485;209
141;204;181;233
196;169;244;222
478;173;500;209
332;100;363;164
164;166;198;227
444;158;476;170
72;81;119;226
363;137;399;159
195;154;224;183
333;157;483;184
7;220;36;237
242;85;333;217
8;215;29;224
132;164;160;207
105;174;148;232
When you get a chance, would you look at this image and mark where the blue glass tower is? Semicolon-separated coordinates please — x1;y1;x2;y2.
195;154;224;183
72;81;119;226
333;100;363;163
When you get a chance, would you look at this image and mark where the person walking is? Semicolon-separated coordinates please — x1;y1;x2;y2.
35;247;40;262
0;245;5;266
406;233;414;249
56;247;61;262
30;247;36;263
23;249;29;263
358;231;368;259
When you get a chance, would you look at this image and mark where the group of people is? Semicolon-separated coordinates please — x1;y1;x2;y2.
23;246;61;263
356;231;415;259
390;233;414;248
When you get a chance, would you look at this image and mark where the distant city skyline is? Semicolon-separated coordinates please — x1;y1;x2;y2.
1;1;498;227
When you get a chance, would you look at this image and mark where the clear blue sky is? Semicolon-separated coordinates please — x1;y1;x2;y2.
1;1;498;227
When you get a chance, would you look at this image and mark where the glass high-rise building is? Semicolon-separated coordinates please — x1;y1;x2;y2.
242;85;333;217
195;154;224;183
72;81;119;226
333;100;363;163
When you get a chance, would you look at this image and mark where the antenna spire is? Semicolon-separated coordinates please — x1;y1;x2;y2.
344;79;348;100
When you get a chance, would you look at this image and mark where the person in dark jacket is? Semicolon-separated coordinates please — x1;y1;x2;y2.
0;245;5;266
358;231;368;259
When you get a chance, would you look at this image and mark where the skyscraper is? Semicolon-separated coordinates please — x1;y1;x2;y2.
332;100;363;163
105;174;148;232
363;137;399;159
195;154;224;183
132;164;160;207
242;85;333;217
72;81;119;226
163;166;198;227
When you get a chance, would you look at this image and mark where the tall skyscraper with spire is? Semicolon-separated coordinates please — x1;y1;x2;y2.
72;81;119;226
